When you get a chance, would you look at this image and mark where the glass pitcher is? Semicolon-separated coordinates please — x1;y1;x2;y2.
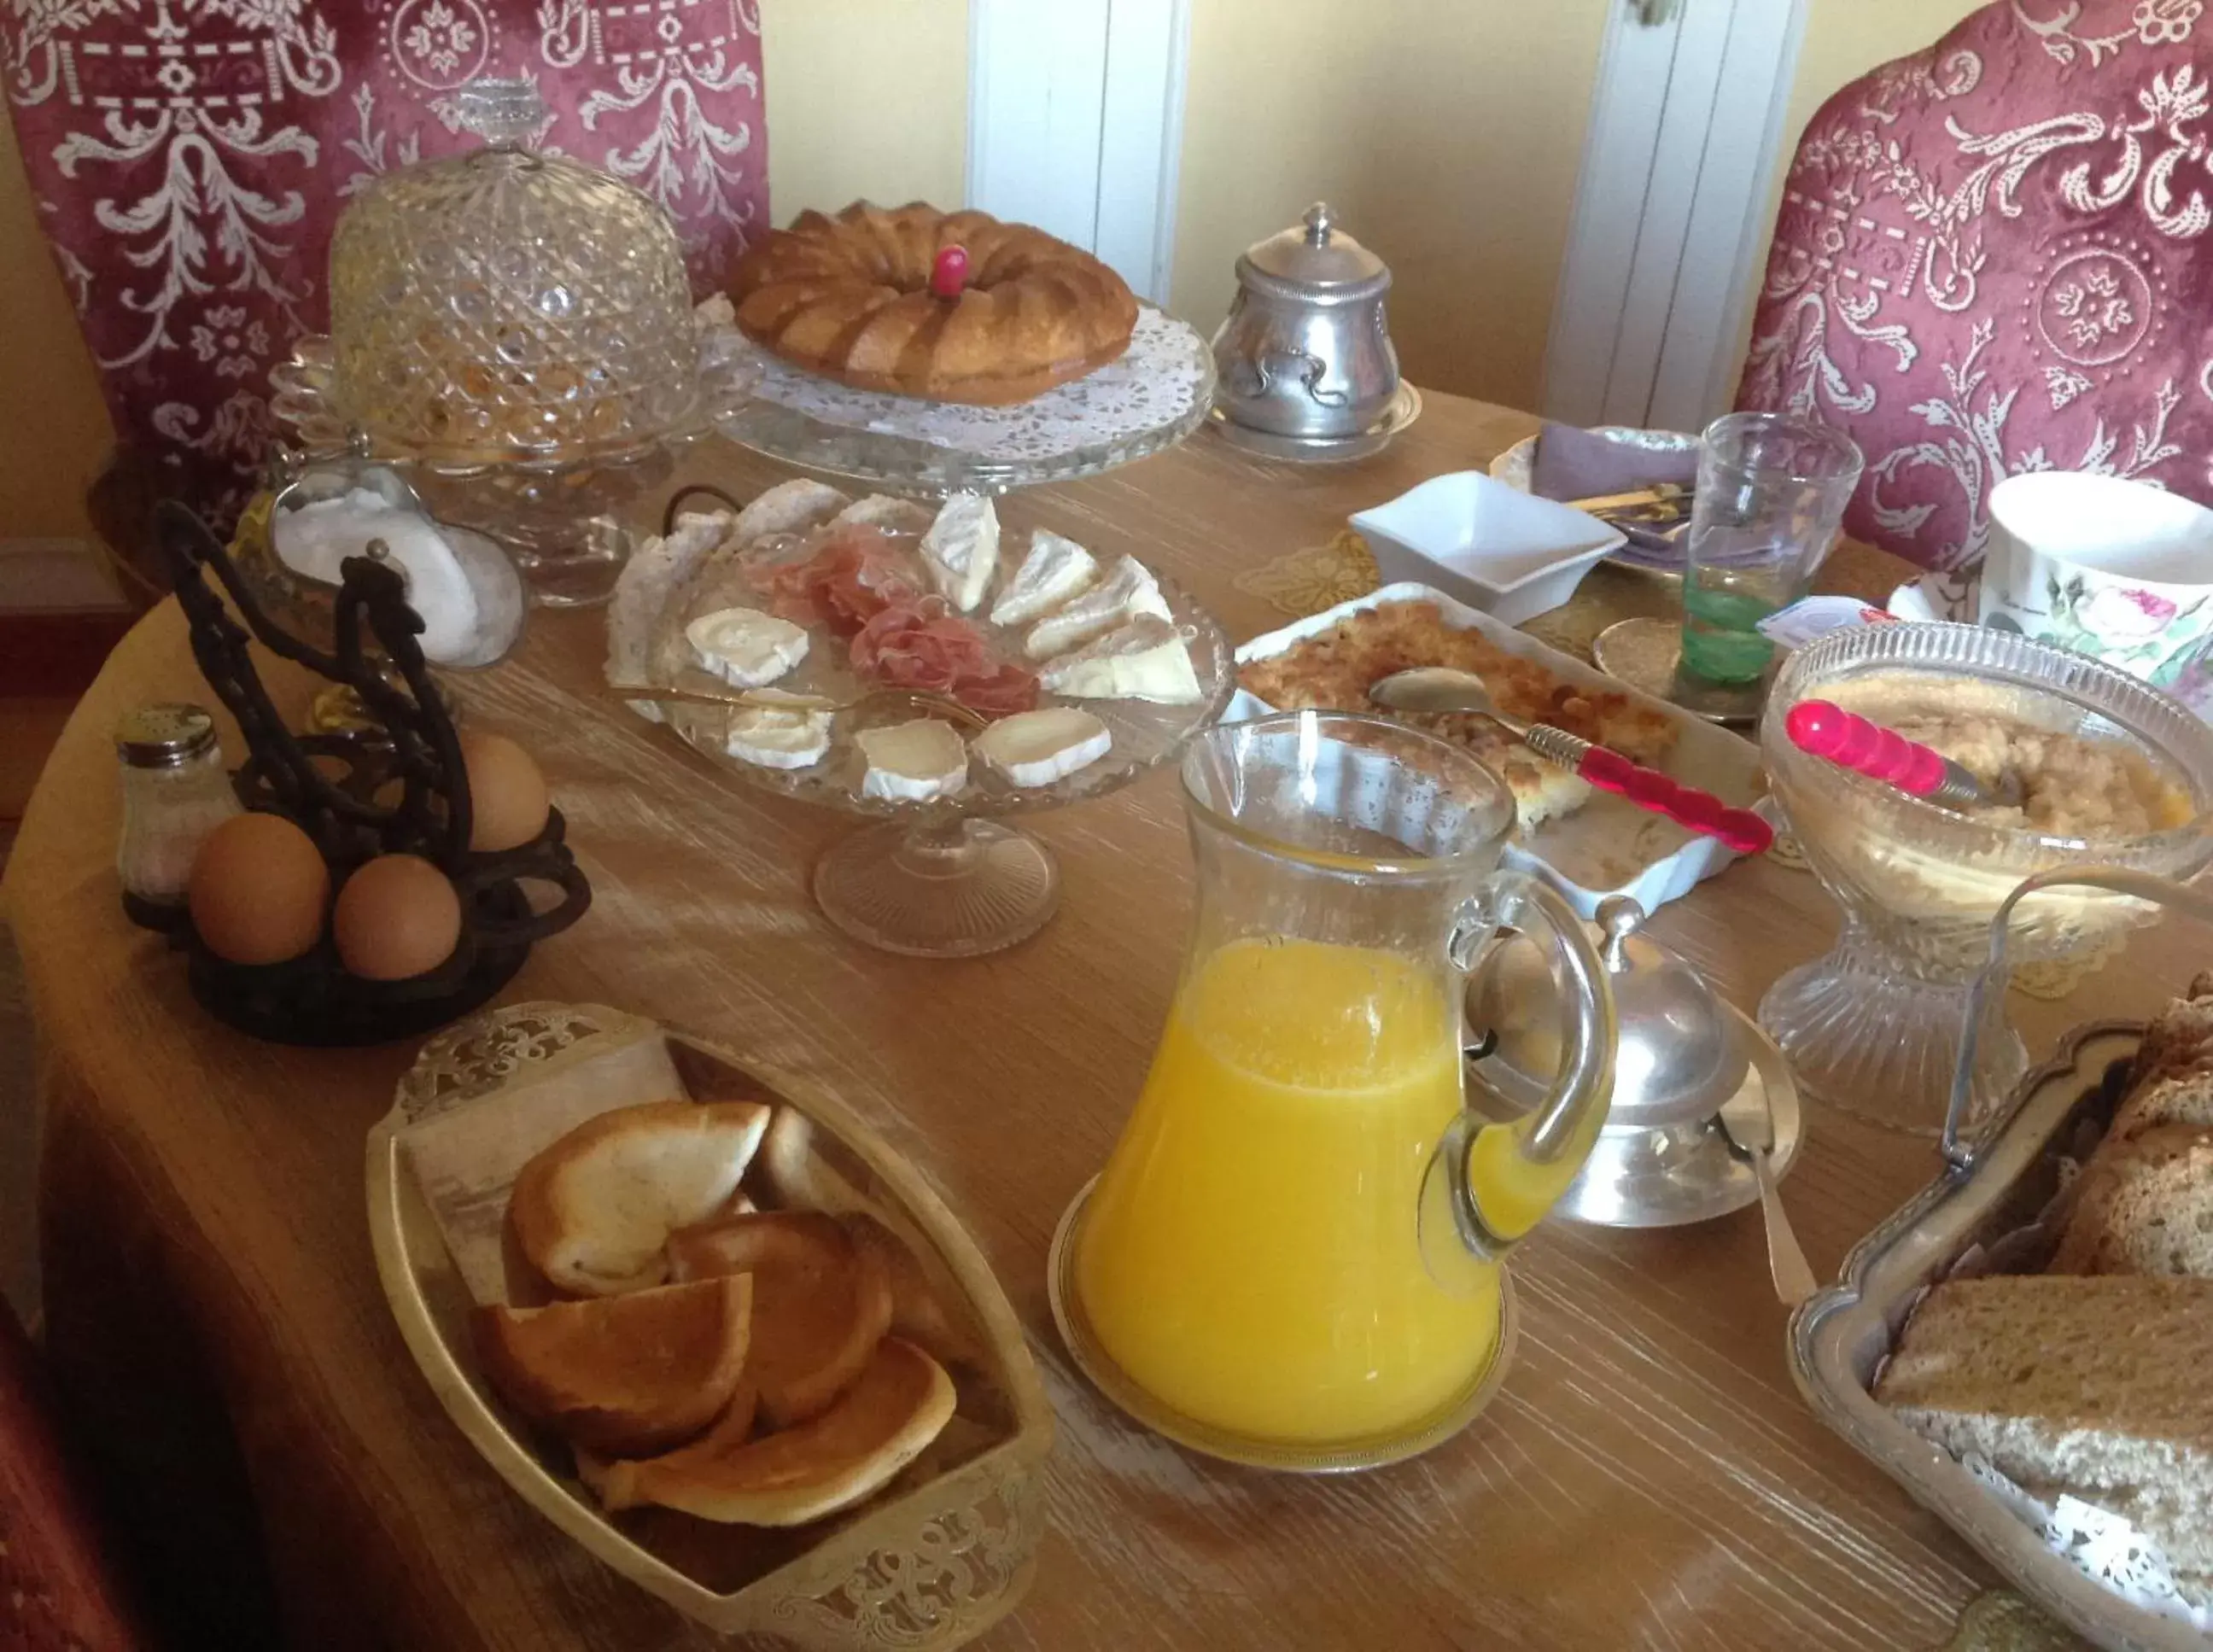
1067;712;1617;1465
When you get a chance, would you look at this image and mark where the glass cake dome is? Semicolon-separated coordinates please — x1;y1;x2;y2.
324;79;703;463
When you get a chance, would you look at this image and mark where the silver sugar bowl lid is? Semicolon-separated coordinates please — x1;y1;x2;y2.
1469;896;1748;1133
1235;202;1393;306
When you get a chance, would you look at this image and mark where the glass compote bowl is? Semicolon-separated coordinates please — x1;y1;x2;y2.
1759;622;2213;1132
269;79;755;607
628;564;1234;956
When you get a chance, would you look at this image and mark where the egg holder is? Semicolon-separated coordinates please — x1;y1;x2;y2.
153;500;592;1047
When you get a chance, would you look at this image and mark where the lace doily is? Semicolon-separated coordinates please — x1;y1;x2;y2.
1958;1452;2213;1633
721;306;1214;474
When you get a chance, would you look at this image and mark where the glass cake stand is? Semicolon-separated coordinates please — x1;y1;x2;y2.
638;573;1234;957
715;306;1217;498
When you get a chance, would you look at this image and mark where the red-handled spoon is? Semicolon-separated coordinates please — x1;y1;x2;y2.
1369;668;1774;855
1783;699;2018;810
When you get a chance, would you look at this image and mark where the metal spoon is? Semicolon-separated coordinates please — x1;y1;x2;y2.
1715;1074;1816;1305
1369;667;1773;855
605;680;987;729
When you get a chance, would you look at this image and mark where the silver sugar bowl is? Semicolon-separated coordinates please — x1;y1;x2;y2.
1469;896;1803;1229
1211;202;1400;441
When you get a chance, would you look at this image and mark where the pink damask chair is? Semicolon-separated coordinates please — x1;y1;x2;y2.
3;0;770;540
1737;0;2213;571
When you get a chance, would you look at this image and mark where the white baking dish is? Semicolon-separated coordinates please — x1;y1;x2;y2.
1231;582;1776;917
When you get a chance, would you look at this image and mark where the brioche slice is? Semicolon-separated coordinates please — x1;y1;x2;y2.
575;1380;759;1503
2049;1124;2213;1277
844;1213;977;1368
667;1211;893;1427
755;1110;979;1364
599;1337;955;1525
511;1100;773;1296
474;1275;752;1456
1877;1275;2213;1573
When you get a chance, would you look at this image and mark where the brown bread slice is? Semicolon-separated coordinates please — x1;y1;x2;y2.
2049;1124;2213;1277
2111;1071;2213;1144
2128;974;2213;1092
1876;1275;2213;1573
598;1337;955;1525
473;1275;752;1456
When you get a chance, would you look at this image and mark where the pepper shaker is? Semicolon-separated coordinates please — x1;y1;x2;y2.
114;703;240;930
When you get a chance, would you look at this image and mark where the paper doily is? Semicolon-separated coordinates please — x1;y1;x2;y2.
716;307;1216;493
1956;1452;2213;1635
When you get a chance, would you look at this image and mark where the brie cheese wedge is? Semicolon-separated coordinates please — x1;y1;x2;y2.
1037;616;1203;703
724;705;833;768
920;493;1001;613
990;528;1098;627
685;606;811;687
1024;555;1172;658
972;707;1112;788
855;718;970;802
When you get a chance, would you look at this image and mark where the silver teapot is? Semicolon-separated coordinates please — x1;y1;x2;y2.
1211;202;1398;441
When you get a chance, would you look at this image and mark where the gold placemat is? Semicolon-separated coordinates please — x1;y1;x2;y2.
1937;1591;2091;1652
1232;529;1381;621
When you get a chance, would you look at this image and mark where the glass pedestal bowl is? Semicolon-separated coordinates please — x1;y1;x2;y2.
1758;623;2213;1133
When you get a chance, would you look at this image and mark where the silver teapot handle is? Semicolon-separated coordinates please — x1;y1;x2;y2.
1945;866;2213;1171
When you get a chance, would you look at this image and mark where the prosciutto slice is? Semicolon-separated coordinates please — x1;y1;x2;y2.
850;596;1040;716
751;524;923;636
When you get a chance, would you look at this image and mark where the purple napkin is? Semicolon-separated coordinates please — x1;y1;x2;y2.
1530;423;1697;567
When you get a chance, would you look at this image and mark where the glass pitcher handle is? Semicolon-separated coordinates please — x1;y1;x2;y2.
1944;865;2213;1173
1422;868;1618;1283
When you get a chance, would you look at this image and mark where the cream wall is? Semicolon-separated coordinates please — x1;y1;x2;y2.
0;113;116;541
759;0;968;217
1170;0;1613;414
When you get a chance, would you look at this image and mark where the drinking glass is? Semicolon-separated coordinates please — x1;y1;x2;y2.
1679;412;1864;686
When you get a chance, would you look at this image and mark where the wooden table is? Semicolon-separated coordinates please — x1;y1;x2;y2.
8;391;2151;1650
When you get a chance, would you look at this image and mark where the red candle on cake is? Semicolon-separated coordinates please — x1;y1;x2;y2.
931;245;969;300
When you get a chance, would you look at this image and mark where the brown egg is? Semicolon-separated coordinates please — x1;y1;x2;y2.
188;814;330;966
333;855;463;981
460;731;550;853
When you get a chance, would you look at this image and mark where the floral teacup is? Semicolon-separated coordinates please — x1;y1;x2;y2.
1980;471;2213;698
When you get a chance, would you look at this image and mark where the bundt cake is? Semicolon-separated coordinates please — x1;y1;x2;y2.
727;201;1140;406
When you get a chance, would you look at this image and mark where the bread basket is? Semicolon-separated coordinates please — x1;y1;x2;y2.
365;1001;1053;1645
1790;869;2213;1650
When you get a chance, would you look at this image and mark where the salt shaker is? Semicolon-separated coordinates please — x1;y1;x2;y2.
115;703;240;929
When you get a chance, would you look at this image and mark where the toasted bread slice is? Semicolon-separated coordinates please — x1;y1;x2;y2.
667;1211;894;1427
474;1275;752;1456
511;1100;773;1296
599;1337;955;1525
575;1379;760;1503
844;1214;977;1368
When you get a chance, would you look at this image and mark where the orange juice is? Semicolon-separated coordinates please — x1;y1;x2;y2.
1075;936;1506;1445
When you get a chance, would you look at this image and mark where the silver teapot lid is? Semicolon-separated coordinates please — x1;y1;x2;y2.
1469;896;1747;1132
1237;203;1391;303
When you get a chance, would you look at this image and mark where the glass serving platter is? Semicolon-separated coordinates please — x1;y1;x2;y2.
613;502;1235;956
715;307;1217;498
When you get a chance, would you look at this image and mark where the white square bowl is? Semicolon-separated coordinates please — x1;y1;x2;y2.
1350;471;1625;625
